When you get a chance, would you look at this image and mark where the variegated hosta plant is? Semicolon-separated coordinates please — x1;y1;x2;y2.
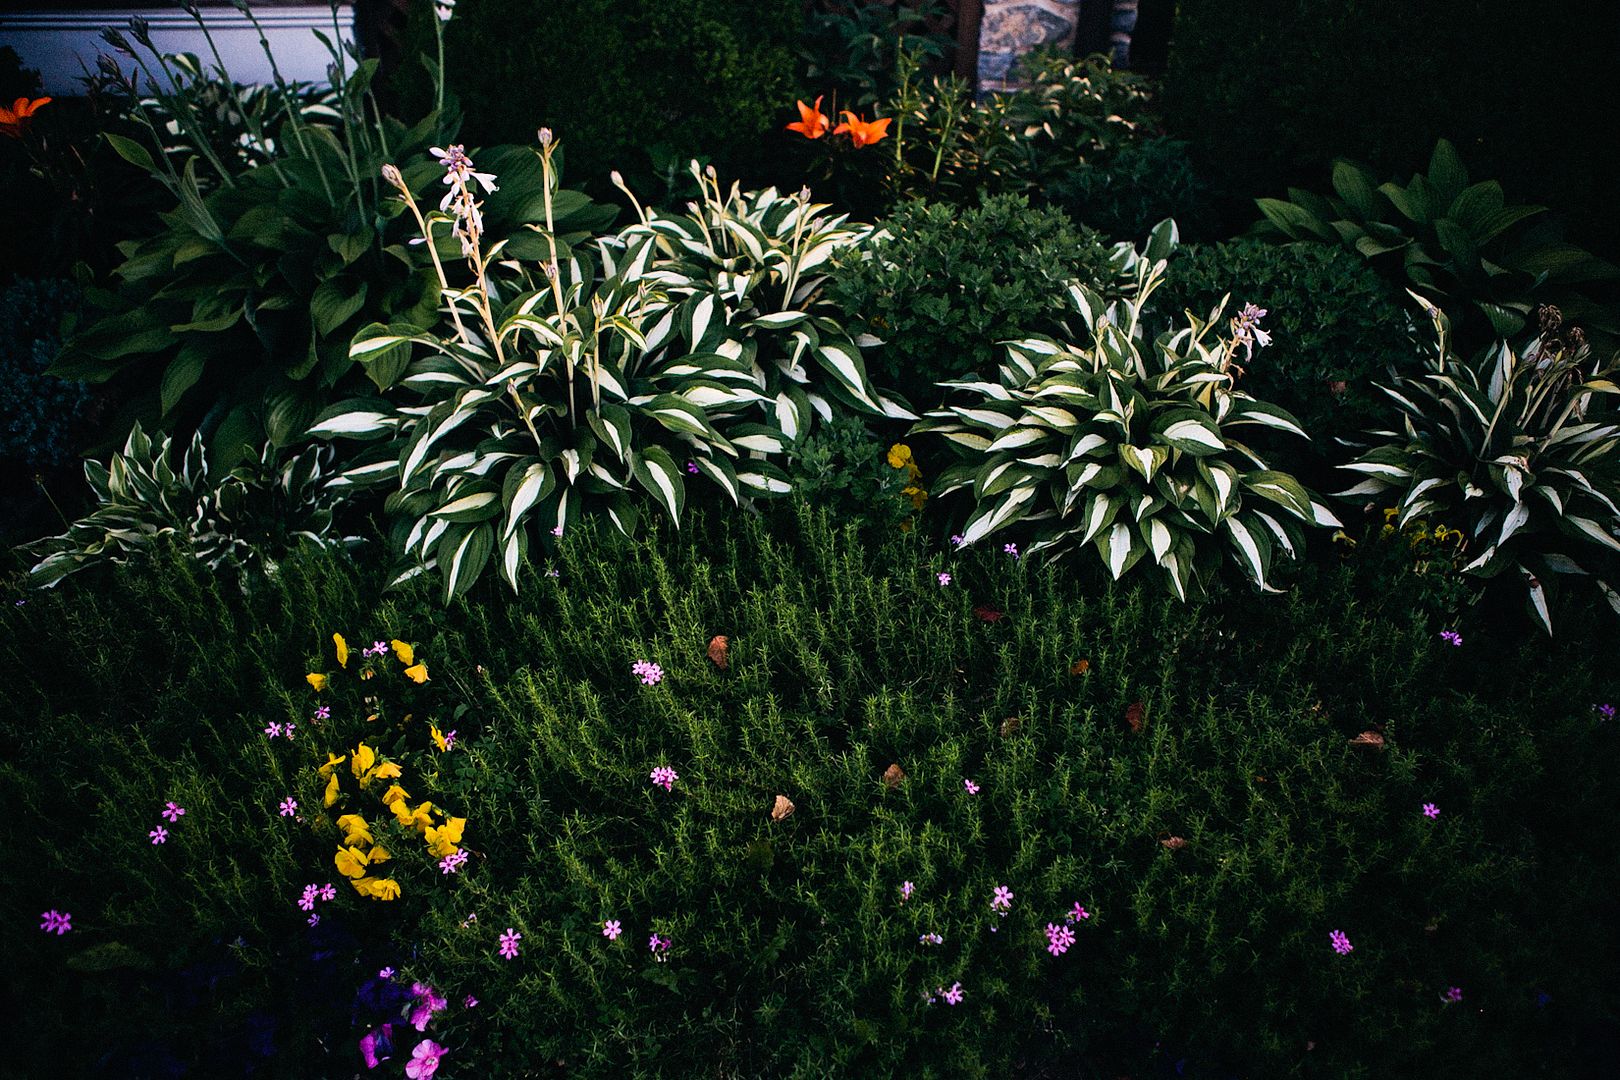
311;141;900;600
915;223;1340;599
611;161;914;436
1339;301;1620;634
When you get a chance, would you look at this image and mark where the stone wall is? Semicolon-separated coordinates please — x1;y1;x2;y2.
975;0;1080;93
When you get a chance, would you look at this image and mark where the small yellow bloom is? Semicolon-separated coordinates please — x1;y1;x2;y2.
336;814;373;846
424;815;466;857
403;663;429;684
886;443;913;469
335;845;369;878
368;761;402;785
901;484;927;510
351;876;401;901
367;843;391;864
334;633;350;668
306;673;329;692
431;725;448;753
318;752;347;778
398;801;436;834
323;772;341;808
380;783;410;807
391;639;415;666
350;744;376;780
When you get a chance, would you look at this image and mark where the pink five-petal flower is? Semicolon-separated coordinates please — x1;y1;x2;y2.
498;928;521;959
603;919;622;941
359;1022;394;1069
1069;902;1090;922
149;826;169;844
1423;802;1440;819
279;797;298;817
963;778;980;794
900;880;915;902
991;885;1013;912
1330;929;1353;955
161;801;186;823
942;981;964;1005
937;572;952;586
405;1039;446;1079
1044;922;1076;956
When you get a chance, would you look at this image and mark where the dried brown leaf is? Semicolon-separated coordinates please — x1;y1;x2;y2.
1070;658;1091;676
1125;701;1145;733
999;715;1023;738
1348;730;1386;749
770;794;795;821
706;634;730;670
881;763;906;788
1160;835;1188;850
972;605;1005;623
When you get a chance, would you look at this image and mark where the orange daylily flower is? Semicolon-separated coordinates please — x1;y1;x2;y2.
0;97;51;139
833;111;892;148
785;96;831;139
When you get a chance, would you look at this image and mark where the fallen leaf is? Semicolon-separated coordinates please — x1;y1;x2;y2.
1348;730;1386;749
1160;835;1187;850
707;635;730;670
972;605;1005;623
1125;701;1145;733
770;794;795;821
999;715;1023;737
882;763;906;788
1069;658;1090;676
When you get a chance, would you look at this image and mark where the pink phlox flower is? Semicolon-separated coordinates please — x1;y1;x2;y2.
949;534;965;548
1596;703;1615;720
278;797;298;817
439;850;469;874
1443;986;1463;1003
314;705;331;720
648;933;670;953
461;912;477;928
409;982;447;1031
40;909;71;934
991;885;1013;912
161;801;186;823
378;967;394;980
364;640;389;657
284;722;296;740
264;722;283;738
685;460;700;475
358;1022;394;1069
1439;630;1462;646
149;826;169;845
941;982;965;1005
298;885;319;911
1003;543;1019;558
1422;802;1440;819
307;912;321;926
632;660;665;686
1329;929;1353;955
937;572;952;586
550;524;564;537
319;883;337;902
900;880;914;902
1044;922;1077;956
649;765;679;792
498;928;521;959
919;931;943;946
963;778;980;794
405;1038;446;1080
1068;902;1091;923
603;919;623;940
464;995;478;1008
443;730;457;750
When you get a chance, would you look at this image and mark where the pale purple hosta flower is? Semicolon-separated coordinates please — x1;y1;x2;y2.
1329;929;1353;955
428;144;498;255
1044;922;1077;956
649;765;678;792
498;928;521;959
900;881;914;902
1230;302;1272;360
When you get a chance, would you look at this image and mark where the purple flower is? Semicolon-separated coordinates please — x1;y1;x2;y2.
685;461;700;475
941;982;965;1005
408;982;447;1031
298;885;319;912
900;881;914;902
1597;703;1615;721
1329;929;1353;955
443;730;457;750
284;722;296;740
438;850;469;874
39;909;71;935
379;967;395;980
632;660;665;686
1439;630;1462;647
963;778;980;795
1068;902;1091;923
1442;986;1463;1004
405;1038;446;1080
307;912;321;926
551;524;564;537
461;912;478;928
545;568;560;578
278;797;298;817
364;640;388;657
1422;802;1440;819
498;928;521;959
649;765;679;792
1044;922;1077;956
918;931;943;946
314;705;331;721
264;722;284;738
319;882;337;902
149;826;169;845
161;801;186;823
603;919;623;940
464;995;478;1008
991;885;1013;912
949;534;964;548
1003;543;1019;558
937;572;952;586
648;933;671;957
359;1023;395;1069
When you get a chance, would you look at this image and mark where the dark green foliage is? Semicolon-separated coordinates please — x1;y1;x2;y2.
827;195;1113;404
3;510;1617;1077
786;414;919;532
1048;135;1213;241
799;1;955;110
0;278;92;468
442;0;803;191
1162;0;1620;260
1152;239;1422;449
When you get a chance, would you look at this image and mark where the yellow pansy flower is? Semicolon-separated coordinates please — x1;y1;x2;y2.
323;772;341;808
403;663;429;684
306;673;329;692
886;443;912;469
335;814;373;846
350;744;376;780
424;816;465;858
351;876;401;901
334;633;350;668
318;753;347;778
380;783;410;808
391;639;415;666
396;800;435;834
431;725;448;753
367;843;391;864
365;762;401;788
335;845;369;879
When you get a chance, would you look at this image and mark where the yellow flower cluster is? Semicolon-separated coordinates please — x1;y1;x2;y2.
307;633;428;692
887;443;928;511
320;745;404;900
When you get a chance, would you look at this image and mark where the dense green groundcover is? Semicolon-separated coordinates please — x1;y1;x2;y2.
3;508;1618;1078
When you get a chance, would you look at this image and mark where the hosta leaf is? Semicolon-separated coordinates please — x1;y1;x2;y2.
1222;513;1273;589
439;523;493;602
961;484;1037;545
633;446;687;521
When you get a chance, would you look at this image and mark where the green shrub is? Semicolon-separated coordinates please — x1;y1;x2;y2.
1152;238;1421;448
785;414;922;532
0;278;92;469
4;510;1617;1077
827;194;1113;405
441;0;803;190
1048;135;1213;241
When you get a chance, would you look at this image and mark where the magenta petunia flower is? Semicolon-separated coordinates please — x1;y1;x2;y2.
498;928;521;959
409;982;447;1031
405;1039;446;1080
1329;929;1353;955
649;765;679;792
937;572;952;586
963;778;980;794
161;801;186;823
603;919;622;941
1422;802;1440;819
1044;922;1077;956
1068;902;1091;922
278;797;298;817
149;826;169;845
1439;630;1462;646
464;995;478;1008
359;1023;394;1069
991;885;1013;912
941;981;965;1005
39;909;71;934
